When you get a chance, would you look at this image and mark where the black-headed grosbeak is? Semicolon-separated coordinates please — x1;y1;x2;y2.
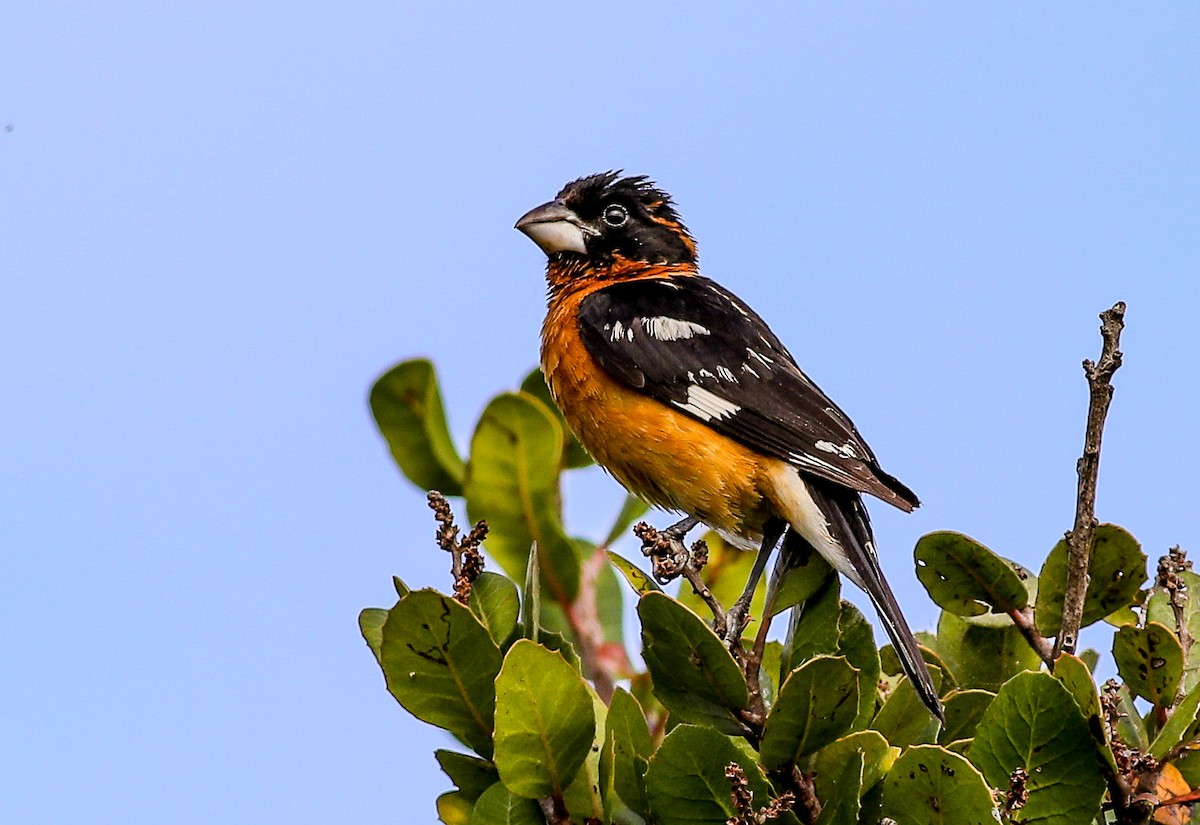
516;171;941;720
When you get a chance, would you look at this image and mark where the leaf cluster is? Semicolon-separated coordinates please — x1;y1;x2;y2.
362;359;1200;824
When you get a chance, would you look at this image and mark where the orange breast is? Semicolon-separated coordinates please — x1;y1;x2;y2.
540;286;774;537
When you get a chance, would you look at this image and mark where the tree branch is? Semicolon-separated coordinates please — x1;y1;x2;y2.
1055;302;1126;658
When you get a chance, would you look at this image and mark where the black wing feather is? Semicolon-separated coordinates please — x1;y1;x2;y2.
576;276;919;511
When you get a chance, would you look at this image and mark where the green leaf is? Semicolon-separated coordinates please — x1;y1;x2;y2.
969;671;1106;825
881;745;996;825
761;655;860;769
1145;570;1200;693
769;538;835;616
436;750;499;803
438;791;474;825
881;643;958;693
1150;682;1200;760
591;546;626;646
469;572;520;647
521;542;540;642
676;532;766;638
783;575;842;671
520;368;593;469
870;670;943;748
934;610;1042;692
603;493;651;548
606;689;654;818
369;359;465;494
1114;621;1184;705
493;640;596;800
937;689;995;746
914;531;1029;618
607;550;663;595
639;592;749;734
759;641;785;708
1035;524;1147;636
812;730;899;800
1053;653;1118;772
380;590;501;757
560;689;608;822
815;750;862;825
469;783;543;825
464;392;580;602
393;576;411;598
645;726;778;825
359;606;388;665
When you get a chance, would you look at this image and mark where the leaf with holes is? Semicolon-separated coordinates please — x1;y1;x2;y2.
1035;524;1147;636
914;531;1028;617
969;672;1106;825
1113;621;1184;706
369;358;465;494
493;640;595;800
881;745;996;825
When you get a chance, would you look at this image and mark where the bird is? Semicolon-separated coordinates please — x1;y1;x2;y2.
515;171;941;720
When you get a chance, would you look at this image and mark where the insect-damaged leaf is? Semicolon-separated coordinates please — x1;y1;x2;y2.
881;745;996;825
380;590;501;758
1035;523;1147;636
1113;621;1184;706
969;672;1106;825
914;531;1028;617
369;358;465;494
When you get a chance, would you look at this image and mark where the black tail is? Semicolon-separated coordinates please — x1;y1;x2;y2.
807;481;944;722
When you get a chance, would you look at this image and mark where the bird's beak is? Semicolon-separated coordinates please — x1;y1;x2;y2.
515;200;588;255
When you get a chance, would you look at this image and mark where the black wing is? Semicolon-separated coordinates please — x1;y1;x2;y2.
576;275;919;511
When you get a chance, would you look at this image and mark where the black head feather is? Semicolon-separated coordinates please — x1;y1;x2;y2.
555;171;697;266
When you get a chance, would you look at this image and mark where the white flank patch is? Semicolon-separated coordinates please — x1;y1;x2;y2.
642;316;711;341
767;464;861;587
815;440;859;459
673;385;741;421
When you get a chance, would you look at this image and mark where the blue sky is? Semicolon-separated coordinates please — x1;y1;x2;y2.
2;4;1198;822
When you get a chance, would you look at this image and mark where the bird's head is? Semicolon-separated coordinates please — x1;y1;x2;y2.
515;172;697;268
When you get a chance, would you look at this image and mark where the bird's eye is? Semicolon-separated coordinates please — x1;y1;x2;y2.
603;204;628;227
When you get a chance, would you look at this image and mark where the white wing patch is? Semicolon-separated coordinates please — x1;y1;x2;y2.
815;440;859;459
608;321;634;342
641;316;711;341
673;385;741;421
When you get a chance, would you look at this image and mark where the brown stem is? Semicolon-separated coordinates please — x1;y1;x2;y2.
1009;607;1055;667
1055;302;1126;658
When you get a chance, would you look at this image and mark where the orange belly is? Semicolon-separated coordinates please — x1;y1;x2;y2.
541;295;774;537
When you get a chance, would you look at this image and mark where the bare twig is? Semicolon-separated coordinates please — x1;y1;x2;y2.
1055;302;1126;657
427;491;487;604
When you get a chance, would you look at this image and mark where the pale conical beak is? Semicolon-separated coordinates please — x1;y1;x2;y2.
515;200;588;255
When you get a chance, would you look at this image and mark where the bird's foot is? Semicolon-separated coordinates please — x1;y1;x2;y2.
634;517;699;584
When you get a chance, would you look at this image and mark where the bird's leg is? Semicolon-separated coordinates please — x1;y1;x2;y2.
724;518;786;646
634;516;700;584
